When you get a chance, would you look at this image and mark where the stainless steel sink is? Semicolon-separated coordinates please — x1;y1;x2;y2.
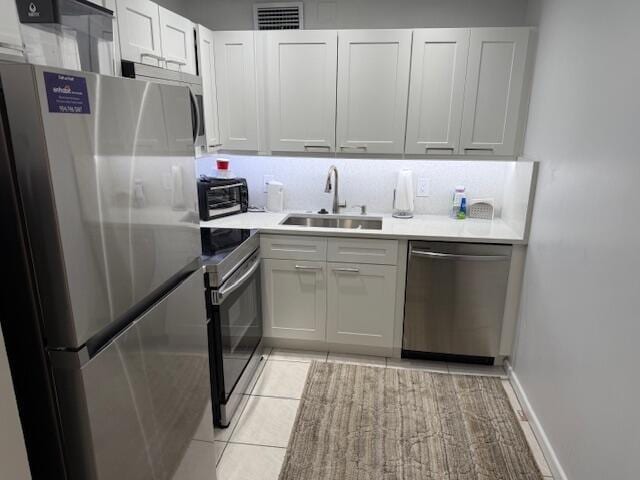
280;214;383;230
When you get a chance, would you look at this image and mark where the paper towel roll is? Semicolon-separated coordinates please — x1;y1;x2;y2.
266;181;284;212
394;169;414;215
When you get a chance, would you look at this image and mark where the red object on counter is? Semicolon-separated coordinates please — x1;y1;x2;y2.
216;159;229;171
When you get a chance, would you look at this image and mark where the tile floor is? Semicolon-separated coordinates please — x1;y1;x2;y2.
214;348;554;480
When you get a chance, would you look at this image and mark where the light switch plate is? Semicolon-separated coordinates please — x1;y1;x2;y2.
417;177;430;197
263;175;275;193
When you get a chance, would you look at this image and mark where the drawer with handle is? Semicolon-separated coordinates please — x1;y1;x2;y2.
261;235;327;261
327;238;398;265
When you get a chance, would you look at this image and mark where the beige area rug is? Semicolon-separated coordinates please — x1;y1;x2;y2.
279;362;542;480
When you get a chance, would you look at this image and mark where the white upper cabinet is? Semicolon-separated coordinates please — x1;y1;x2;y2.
460;27;530;156
0;0;24;56
405;29;470;155
336;29;411;154
266;30;337;153
214;31;259;151
158;7;195;74
116;0;163;66
117;0;195;74
196;25;220;150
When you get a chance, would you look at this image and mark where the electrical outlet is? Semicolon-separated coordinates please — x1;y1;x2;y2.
263;175;275;193
417;177;430;197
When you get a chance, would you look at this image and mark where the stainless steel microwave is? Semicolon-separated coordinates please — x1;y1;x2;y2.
121;61;207;156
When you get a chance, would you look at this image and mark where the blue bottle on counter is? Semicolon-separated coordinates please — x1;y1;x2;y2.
456;197;467;220
451;185;466;218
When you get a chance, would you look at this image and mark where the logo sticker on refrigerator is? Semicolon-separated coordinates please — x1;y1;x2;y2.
43;72;91;114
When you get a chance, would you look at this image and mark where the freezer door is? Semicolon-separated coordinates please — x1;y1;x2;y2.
0;64;200;349
52;270;216;480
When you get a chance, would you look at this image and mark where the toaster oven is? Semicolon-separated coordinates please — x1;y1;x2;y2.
198;177;249;221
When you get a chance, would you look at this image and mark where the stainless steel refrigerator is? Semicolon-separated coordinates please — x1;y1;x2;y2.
0;64;216;479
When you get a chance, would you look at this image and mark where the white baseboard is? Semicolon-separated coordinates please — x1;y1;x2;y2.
505;360;569;480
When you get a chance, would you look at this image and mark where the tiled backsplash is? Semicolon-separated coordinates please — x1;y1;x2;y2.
197;154;517;216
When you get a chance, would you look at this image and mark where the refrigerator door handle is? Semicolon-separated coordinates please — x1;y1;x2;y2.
48;347;91;369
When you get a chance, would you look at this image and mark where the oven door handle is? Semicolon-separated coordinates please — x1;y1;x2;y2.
215;258;261;303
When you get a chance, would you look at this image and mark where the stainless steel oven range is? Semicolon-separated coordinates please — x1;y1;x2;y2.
202;228;265;427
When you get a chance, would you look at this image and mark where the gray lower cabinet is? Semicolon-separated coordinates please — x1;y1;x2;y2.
261;235;398;350
326;262;397;348
262;258;327;341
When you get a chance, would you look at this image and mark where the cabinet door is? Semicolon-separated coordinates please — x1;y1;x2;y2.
0;0;23;55
460;27;530;156
197;25;221;151
327;263;396;348
213;31;259;150
116;0;163;66
336;29;411;154
158;7;196;75
405;29;470;155
266;30;337;153
262;259;326;341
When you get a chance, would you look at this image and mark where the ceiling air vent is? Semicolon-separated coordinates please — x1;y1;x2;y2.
253;2;304;30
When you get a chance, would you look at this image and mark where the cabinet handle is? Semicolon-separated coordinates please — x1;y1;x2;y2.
303;145;331;151
463;147;495;153
140;53;164;60
426;147;455;152
165;59;187;71
295;265;322;271
332;267;360;273
140;52;165;62
340;145;368;151
208;144;222;148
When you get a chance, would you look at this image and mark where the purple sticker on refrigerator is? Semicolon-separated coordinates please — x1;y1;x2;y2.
43;71;91;114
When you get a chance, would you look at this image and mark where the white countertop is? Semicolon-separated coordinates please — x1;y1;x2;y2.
200;211;526;244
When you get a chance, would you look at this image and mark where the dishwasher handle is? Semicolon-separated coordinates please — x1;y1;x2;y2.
410;249;510;262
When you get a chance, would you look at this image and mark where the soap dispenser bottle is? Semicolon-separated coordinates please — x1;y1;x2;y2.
451;186;466;218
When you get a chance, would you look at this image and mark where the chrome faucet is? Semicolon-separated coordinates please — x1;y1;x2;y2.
324;165;346;214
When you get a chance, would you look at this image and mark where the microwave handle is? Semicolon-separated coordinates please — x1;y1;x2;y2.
188;89;201;145
215;258;261;303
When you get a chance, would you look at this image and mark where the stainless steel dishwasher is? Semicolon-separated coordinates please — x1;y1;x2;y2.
403;241;512;364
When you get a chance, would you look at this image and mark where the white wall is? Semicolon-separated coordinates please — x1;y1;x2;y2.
198;154;513;216
0;327;31;480
512;1;640;479
156;0;529;30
